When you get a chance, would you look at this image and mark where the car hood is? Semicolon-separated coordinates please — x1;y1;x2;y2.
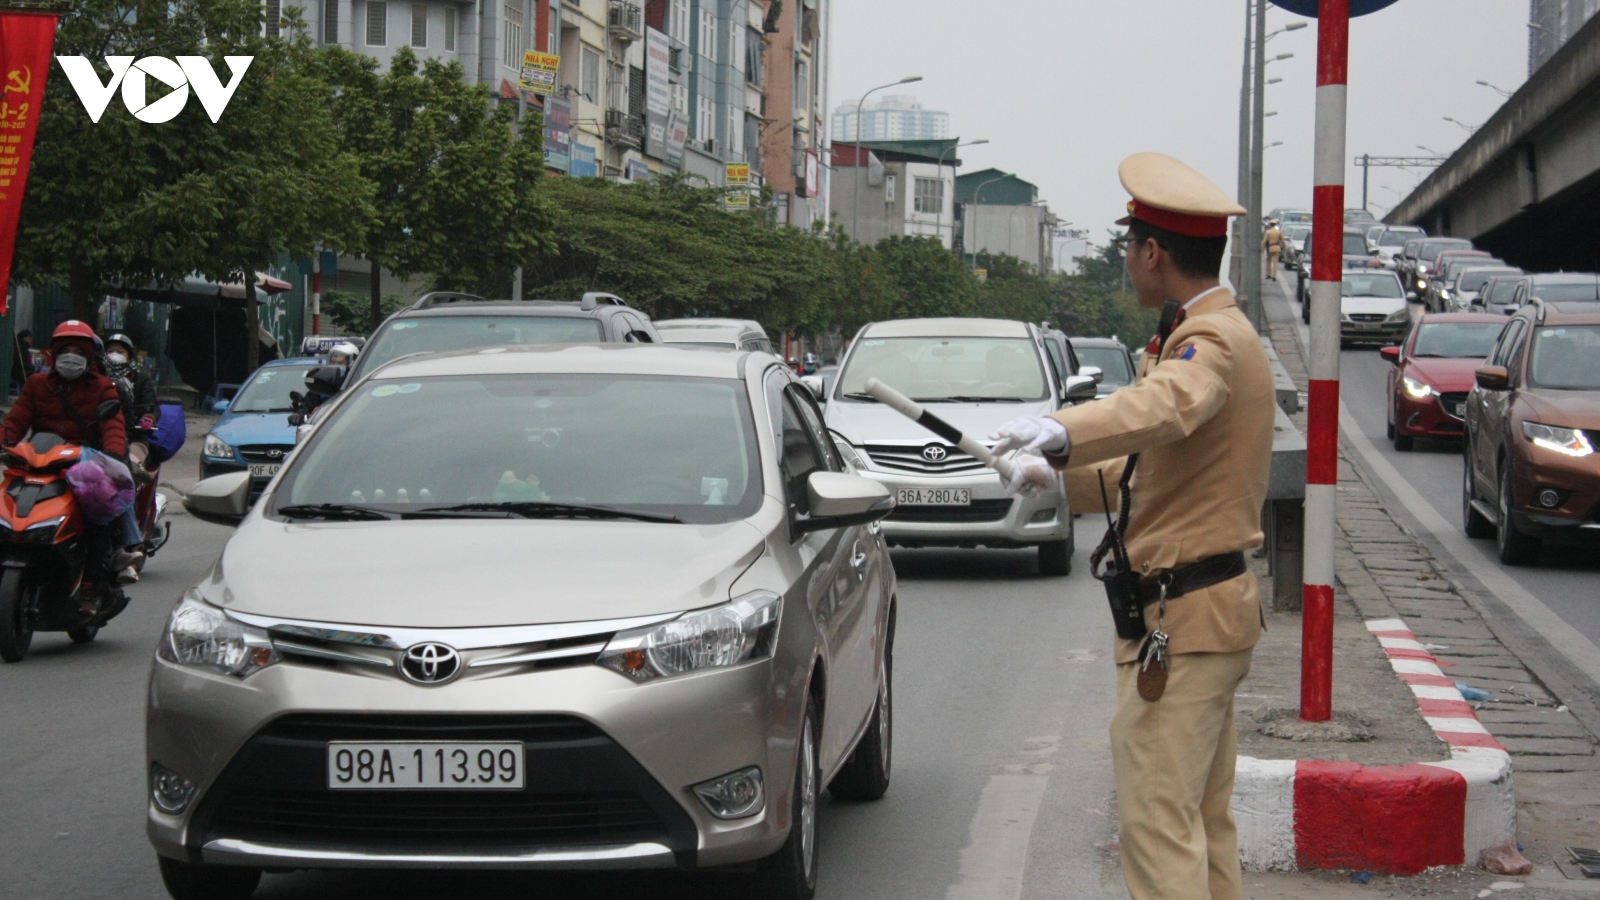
1405;357;1483;392
1341;296;1408;316
212;412;298;447
825;398;1057;445
1519;390;1600;430
212;516;767;628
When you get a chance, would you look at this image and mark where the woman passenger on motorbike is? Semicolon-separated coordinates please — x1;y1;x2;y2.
2;321;145;583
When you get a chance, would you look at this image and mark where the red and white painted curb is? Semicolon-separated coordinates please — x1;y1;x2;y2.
1232;617;1515;874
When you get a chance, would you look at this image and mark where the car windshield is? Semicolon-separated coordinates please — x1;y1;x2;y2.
1075;346;1134;387
1381;230;1422;247
1284;213;1312;225
1343;234;1369;255
1529;325;1600;390
229;365;319;413
1342;273;1404;298
275;374;761;524
1411;323;1504;358
1288;227;1310;240
664;340;738;348
1530;282;1600;303
1420;241;1472;262
1458;270;1517;292
1486;281;1523;305
837;336;1046;401
356;315;605;377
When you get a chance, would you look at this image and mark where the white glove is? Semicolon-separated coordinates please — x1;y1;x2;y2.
1001;454;1060;498
989;416;1070;456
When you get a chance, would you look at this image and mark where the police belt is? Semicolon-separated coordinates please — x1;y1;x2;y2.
1135;552;1248;605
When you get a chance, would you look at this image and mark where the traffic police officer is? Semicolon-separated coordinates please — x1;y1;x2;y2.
1263;219;1283;280
992;152;1274;900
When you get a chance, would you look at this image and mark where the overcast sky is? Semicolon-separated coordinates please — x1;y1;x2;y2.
830;0;1528;252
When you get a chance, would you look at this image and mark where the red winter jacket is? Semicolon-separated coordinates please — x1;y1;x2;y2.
3;371;128;457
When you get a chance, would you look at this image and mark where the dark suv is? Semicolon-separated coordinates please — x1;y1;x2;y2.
344;291;660;386
1462;298;1600;564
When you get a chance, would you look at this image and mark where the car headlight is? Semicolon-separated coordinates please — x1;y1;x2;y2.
1522;422;1596;457
835;441;868;471
202;434;234;458
1386;308;1411;322
597;591;781;682
157;591;280;678
1439;288;1451;300
1402;376;1433;399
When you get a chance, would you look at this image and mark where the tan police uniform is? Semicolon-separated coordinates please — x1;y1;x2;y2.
1046;153;1275;900
1263;223;1283;279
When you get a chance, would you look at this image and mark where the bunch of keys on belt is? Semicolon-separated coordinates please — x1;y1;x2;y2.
1137;574;1172;702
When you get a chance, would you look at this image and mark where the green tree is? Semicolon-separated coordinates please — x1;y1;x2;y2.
324;47;553;329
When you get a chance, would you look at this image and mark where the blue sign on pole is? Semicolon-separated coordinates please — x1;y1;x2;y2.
1268;0;1401;16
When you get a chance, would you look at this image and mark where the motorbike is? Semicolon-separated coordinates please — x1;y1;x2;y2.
0;430;133;662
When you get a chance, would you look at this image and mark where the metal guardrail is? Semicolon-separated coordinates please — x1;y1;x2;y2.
1262;341;1307;611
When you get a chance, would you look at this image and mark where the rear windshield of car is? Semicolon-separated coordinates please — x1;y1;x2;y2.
1074;346;1134;387
1380;229;1423;247
1419;241;1472;262
355;315;605;377
1485;281;1523;306
1342;273;1404;298
1288;227;1310;240
837;336;1046;402
230;365;319;413
276;374;762;524
1530;283;1600;303
1282;212;1312;225
1411;323;1504;358
1529;325;1600;390
1458;270;1517;292
1343;234;1369;255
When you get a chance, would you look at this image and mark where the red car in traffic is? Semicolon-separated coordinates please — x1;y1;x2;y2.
1381;312;1507;450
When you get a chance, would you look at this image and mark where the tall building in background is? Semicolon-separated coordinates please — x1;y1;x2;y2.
1530;0;1600;73
831;95;949;142
759;0;830;227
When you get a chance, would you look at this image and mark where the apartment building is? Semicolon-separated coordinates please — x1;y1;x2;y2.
955;169;1057;273
829;140;959;248
759;0;830;227
831;95;949;143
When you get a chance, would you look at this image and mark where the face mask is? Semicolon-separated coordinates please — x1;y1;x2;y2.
106;352;129;367
55;353;88;381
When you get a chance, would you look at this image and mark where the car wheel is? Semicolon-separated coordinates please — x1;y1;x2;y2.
1462;445;1494;539
157;855;261;900
1392;426;1413;452
1496;462;1541;566
757;691;820;900
829;615;893;801
1037;539;1072;576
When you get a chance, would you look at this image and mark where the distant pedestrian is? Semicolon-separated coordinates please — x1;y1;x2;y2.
1263;220;1283;280
991;152;1275;900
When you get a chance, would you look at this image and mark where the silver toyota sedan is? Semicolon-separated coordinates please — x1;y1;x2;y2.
150;344;896;900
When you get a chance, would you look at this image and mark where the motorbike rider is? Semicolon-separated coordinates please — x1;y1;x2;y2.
301;342;360;415
2;321;145;584
104;333;161;546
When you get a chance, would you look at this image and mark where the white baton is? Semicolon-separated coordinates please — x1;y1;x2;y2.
863;378;1017;482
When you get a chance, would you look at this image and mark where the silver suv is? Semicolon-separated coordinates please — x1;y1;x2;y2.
154;345;896;900
820;318;1094;576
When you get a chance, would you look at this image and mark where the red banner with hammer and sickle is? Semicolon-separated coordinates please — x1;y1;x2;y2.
0;11;59;315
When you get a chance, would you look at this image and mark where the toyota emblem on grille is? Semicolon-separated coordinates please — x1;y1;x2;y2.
400;643;462;685
921;444;948;462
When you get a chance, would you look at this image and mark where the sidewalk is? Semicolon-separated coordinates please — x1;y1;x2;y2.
1253;279;1600;887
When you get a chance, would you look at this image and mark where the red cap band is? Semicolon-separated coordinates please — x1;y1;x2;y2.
1118;199;1230;238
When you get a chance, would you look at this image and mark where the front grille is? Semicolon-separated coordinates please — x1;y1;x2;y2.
1437;392;1468;420
1348;313;1388;323
188;714;696;855
237;444;292;463
863;443;987;475
889;499;1013;523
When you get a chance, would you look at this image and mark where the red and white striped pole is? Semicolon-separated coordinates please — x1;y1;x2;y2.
1302;0;1349;723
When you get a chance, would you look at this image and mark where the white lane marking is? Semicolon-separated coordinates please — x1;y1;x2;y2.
1377;636;1427;651
1274;275;1600;692
945;773;1052;900
1336;402;1600;690
1391;658;1446;676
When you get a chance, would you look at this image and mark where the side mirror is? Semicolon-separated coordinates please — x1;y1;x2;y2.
795;471;894;534
1406;292;1418;301
181;471;252;526
799;374;825;401
1079;365;1104;384
96;399;122;421
212;399;231;414
1504;306;1519;315
1062;374;1099;402
305;366;345;396
1474;365;1510;391
1379;346;1401;365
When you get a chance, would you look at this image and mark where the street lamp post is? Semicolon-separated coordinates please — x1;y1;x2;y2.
936;138;988;251
1443;116;1478;133
1475;79;1513;98
852;75;923;242
1244;1;1297;333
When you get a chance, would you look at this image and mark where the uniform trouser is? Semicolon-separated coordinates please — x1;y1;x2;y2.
1266;250;1280;279
1111;647;1254;900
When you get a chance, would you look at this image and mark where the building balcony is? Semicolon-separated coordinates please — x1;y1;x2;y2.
605;110;645;149
607;1;643;41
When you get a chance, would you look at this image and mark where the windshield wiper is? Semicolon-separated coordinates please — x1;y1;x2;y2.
408;502;682;523
915;396;1026;403
839;392;879;402
277;503;395;521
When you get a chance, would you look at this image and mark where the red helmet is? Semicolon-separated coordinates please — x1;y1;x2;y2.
52;320;98;343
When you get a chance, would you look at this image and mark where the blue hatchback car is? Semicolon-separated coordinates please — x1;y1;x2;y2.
200;358;325;496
